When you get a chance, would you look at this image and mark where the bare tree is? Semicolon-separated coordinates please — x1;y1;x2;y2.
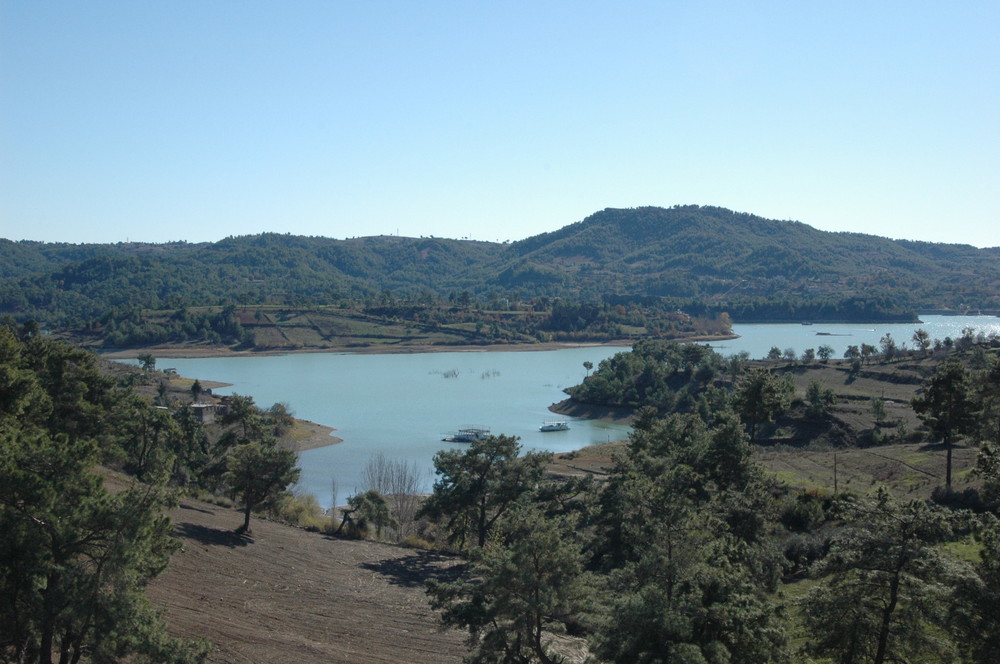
362;452;427;540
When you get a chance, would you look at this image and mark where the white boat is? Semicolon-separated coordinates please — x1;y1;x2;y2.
442;426;491;443
539;421;570;432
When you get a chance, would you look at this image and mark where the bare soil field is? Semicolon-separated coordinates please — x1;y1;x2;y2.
148;496;469;664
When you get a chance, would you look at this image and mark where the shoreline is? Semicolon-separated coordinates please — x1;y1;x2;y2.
106;360;346;453
112;336;693;454
98;334;738;360
547;398;635;424
280;419;344;452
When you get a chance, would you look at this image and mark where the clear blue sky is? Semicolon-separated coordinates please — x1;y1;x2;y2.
2;1;998;247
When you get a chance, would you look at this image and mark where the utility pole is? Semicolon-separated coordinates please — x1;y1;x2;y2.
833;452;838;496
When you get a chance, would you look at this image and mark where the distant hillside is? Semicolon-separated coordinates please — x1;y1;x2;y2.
498;206;1000;319
2;206;999;335
0;234;503;329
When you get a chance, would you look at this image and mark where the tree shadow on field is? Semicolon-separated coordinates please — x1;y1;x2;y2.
361;550;468;588
176;522;252;548
179;501;215;515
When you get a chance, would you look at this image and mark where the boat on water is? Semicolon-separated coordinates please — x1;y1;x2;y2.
539;421;570;432
442;426;491;443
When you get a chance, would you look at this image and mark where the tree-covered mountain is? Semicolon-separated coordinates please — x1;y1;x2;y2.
0;234;504;330
2;206;999;336
498;206;1000;318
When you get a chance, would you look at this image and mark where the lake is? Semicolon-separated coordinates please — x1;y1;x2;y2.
153;315;999;507
711;314;1000;359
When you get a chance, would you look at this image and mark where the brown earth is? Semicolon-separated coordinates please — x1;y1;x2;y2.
277;419;343;452
97;335;737;361
148;495;470;664
97;339;638;360
547;439;626;479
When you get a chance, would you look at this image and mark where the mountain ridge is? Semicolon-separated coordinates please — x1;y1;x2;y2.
2;206;998;334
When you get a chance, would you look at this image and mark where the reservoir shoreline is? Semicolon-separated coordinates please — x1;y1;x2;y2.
98;335;735;361
143;315;999;508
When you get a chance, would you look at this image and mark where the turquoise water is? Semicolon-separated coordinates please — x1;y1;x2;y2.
151;315;999;507
163;347;630;507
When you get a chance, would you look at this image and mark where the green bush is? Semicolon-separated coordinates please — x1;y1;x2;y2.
779;492;826;532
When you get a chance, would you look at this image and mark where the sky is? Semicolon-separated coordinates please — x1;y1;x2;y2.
1;2;998;247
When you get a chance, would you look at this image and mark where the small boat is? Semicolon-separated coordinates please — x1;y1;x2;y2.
443;426;491;443
539;421;570;432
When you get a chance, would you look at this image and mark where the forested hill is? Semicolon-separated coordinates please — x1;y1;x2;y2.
499;206;1000;318
2;205;999;331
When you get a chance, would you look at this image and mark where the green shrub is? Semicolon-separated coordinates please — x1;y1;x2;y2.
782;531;829;575
779;492;826;532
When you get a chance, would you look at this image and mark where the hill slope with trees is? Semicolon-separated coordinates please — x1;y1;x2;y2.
500;205;1000;319
6;298;1000;662
411;333;1000;663
2;206;999;350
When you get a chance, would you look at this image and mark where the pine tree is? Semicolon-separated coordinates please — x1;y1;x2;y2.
801;489;972;664
732;368;793;442
428;505;591;664
224;442;301;534
417;435;550;550
912;360;977;488
589;411;787;663
0;429;207;664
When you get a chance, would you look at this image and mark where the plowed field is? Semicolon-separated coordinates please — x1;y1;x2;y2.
148;498;468;664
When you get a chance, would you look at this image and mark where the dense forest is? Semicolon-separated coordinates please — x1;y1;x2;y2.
3;206;999;349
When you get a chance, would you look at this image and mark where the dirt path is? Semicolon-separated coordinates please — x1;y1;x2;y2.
149;497;468;664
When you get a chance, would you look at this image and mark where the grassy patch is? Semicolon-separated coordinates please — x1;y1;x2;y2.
757;443;979;500
941;535;982;564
